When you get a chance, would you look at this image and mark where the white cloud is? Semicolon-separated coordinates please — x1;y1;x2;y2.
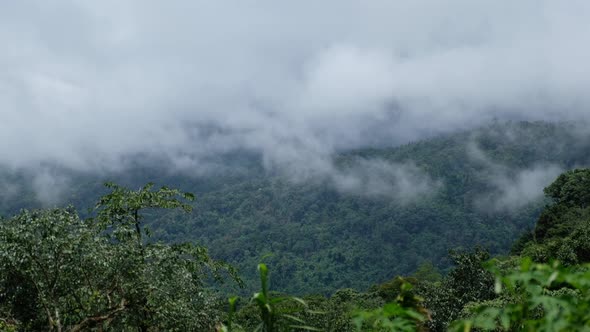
468;141;564;211
31;169;70;206
488;165;564;211
331;159;441;201
0;0;589;192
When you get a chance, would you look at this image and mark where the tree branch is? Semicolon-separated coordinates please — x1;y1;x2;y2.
68;299;127;332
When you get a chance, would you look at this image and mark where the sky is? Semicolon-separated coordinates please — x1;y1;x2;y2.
1;1;590;201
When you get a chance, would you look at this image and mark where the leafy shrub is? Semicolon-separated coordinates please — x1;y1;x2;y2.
451;258;590;331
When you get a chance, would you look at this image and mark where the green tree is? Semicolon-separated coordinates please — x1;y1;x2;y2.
451;259;590;332
0;183;240;331
543;169;590;209
422;248;495;331
535;169;590;242
92;182;195;248
352;281;427;332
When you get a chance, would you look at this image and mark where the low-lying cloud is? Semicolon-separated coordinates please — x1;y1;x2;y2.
468;142;564;211
1;1;590;201
486;165;564;211
331;159;441;202
31;169;71;206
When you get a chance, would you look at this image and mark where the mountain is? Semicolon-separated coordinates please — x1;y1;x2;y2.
1;121;589;295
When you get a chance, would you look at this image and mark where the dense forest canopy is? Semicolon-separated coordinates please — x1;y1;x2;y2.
1;155;590;331
1;121;589;295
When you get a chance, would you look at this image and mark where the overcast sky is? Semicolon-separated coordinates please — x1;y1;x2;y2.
2;1;590;176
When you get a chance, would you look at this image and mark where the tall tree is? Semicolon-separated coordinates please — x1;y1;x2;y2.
0;183;240;331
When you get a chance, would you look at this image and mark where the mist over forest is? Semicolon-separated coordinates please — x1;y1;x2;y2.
2;2;590;331
3;1;590;191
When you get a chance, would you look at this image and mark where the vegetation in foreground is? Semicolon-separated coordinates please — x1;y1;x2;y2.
1;168;590;330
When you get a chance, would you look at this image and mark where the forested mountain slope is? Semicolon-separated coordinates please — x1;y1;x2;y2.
149;121;590;294
2;121;590;295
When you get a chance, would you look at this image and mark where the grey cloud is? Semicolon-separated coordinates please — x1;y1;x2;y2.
1;1;589;192
31;168;71;206
331;159;441;202
468;142;564;211
488;165;564;211
0;177;21;202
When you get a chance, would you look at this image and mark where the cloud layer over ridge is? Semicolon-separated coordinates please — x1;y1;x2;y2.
2;0;590;178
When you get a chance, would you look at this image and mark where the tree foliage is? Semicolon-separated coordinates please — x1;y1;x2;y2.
0;183;239;331
451;259;590;331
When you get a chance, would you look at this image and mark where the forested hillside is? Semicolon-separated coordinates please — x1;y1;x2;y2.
1;121;589;296
151;121;590;294
2;154;590;331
